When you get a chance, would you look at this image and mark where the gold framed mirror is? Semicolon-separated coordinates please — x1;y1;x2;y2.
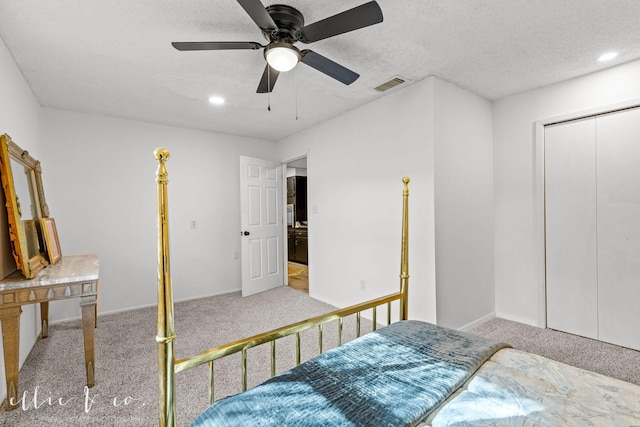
0;134;50;278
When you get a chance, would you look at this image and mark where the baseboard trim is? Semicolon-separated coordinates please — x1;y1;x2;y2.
494;312;542;328
48;287;241;326
458;312;496;332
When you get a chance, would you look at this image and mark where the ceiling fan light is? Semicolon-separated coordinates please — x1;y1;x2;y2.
266;45;300;72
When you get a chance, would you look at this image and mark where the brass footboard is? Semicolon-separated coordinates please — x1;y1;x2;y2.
155;148;410;427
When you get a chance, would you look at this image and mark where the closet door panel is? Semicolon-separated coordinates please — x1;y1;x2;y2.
545;119;598;339
596;107;640;351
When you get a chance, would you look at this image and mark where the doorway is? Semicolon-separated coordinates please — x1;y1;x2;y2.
286;157;308;293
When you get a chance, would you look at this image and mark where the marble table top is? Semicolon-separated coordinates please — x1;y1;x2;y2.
0;254;99;290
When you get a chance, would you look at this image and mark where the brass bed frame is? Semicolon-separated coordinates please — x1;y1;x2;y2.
154;148;411;427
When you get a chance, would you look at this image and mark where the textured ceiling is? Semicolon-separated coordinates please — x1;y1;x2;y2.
1;1;639;141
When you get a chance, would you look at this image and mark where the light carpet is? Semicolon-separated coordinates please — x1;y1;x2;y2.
0;286;370;426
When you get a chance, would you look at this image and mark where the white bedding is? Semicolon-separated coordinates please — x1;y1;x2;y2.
420;348;640;426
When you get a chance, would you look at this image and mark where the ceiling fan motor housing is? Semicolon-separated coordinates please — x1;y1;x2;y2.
263;4;305;43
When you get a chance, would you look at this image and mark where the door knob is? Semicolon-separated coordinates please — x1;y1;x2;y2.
241;231;250;236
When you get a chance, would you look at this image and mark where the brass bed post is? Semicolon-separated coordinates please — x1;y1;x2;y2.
155;148;176;427
399;177;410;321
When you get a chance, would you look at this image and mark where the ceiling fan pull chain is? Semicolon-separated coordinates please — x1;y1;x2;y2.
295;67;299;120
267;66;271;111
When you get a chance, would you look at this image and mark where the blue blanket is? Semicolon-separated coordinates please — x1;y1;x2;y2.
191;320;509;427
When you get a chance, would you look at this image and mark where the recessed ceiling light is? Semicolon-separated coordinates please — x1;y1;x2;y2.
598;52;618;62
208;96;225;105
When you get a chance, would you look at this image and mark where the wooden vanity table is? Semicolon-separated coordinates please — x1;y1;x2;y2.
0;254;99;410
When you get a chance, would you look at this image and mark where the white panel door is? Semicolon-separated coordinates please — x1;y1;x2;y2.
239;156;284;297
545;118;598;339
596;107;640;350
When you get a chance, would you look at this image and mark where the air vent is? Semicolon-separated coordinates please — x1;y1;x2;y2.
373;76;407;92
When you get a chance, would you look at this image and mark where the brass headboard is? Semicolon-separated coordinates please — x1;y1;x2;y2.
154;148;410;427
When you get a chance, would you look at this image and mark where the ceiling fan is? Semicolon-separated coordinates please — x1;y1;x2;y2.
172;0;383;93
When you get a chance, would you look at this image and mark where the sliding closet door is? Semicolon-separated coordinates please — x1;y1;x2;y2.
596;107;640;351
545;118;598;339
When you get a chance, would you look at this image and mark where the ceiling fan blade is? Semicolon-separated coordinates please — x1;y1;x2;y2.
257;65;280;93
299;1;383;43
172;41;262;51
236;0;278;31
300;50;359;85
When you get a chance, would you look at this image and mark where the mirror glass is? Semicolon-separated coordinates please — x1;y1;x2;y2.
0;134;50;278
10;157;43;258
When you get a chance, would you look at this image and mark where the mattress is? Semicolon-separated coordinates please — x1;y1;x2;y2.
420;348;640;426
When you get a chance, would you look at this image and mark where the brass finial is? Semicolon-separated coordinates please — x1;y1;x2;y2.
155;148;170;184
155;147;170;163
402;176;410;194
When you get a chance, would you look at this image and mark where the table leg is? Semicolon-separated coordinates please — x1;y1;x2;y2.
0;306;22;411
80;296;96;388
94;280;99;328
40;301;49;338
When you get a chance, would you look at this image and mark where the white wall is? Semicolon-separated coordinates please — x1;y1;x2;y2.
433;78;494;329
277;76;495;327
39;108;277;321
278;77;437;322
493;59;640;327
0;35;44;405
286;167;307;177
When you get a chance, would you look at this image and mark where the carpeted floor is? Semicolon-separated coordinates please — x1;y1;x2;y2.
0;286;370;426
468;317;640;385
1;287;639;426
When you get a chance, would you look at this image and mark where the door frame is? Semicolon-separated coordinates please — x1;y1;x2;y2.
282;151;311;290
533;98;640;329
